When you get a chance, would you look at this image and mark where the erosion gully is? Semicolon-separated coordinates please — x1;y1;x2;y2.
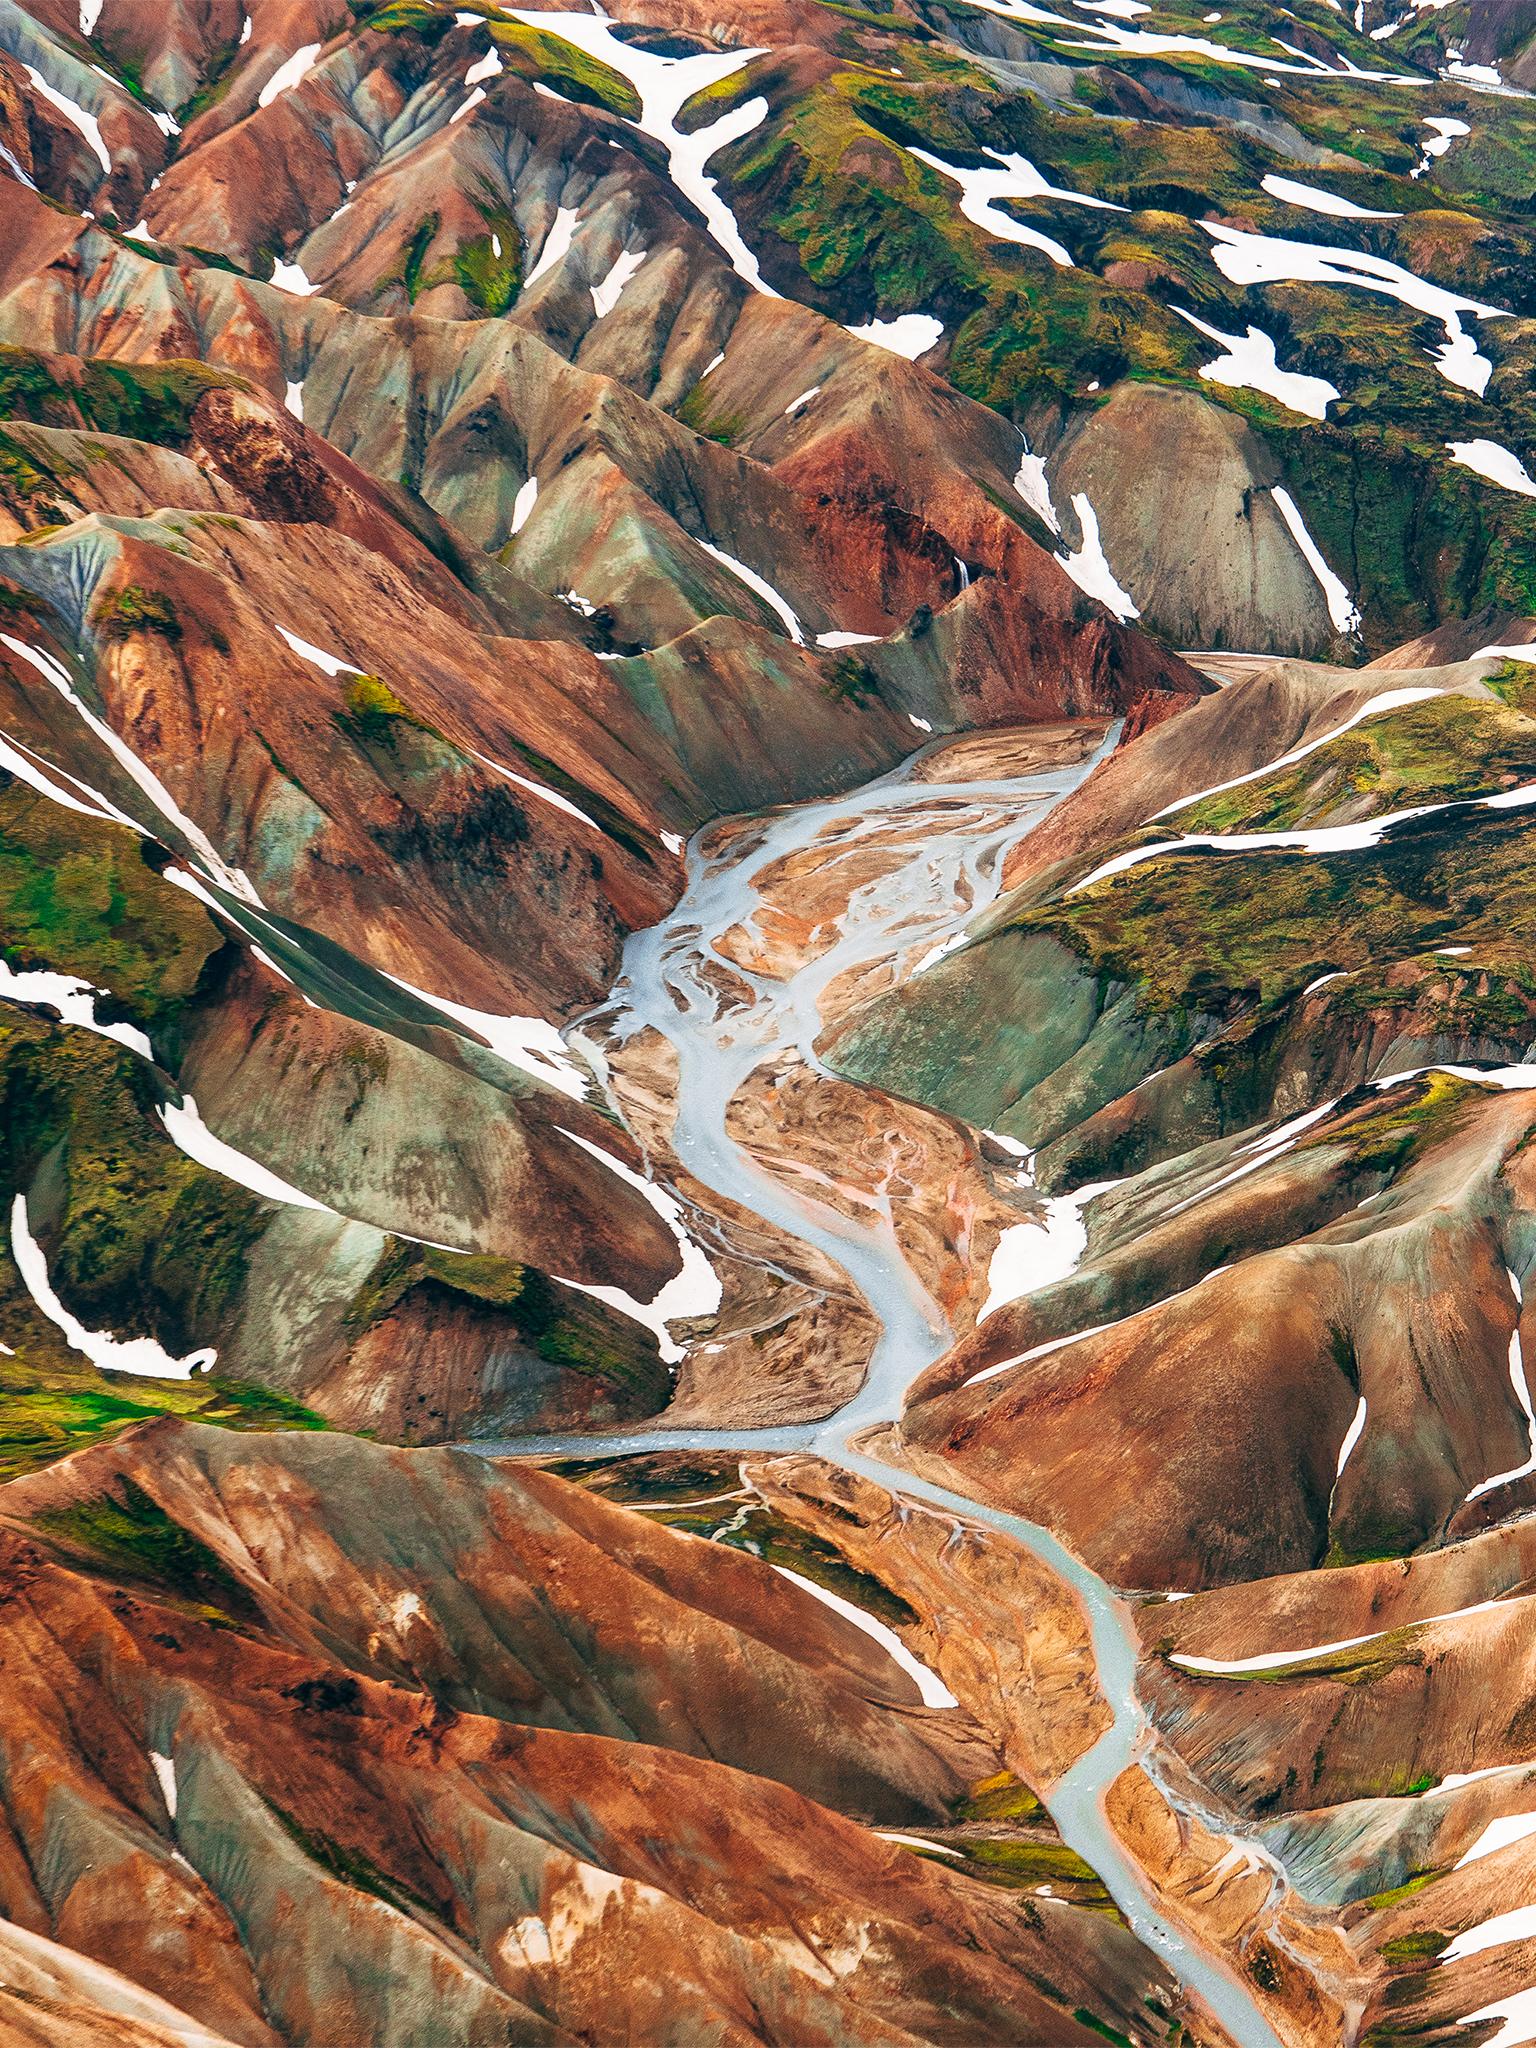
471;727;1288;2048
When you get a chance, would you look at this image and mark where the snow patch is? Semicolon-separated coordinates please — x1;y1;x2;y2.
507;11;776;294
1202;220;1504;397
1456;1813;1536;1870
1260;172;1399;219
979;1176;1120;1325
268;259;317;296
0;636;258;902
845;314;944;358
10;1193;216;1380
524;204;579;288
276;625;358;676
1442;1902;1536;1964
590;246;646;318
1056;494;1138;619
469;745;599;831
1335;1394;1367;1477
909;143;1121;267
554;1127;723;1361
1271;486;1360;633
1172;1595;1510;1675
699;541;804;643
158;1096;334;1212
1173;305;1337;419
1449;439;1536;499
510;475;539;534
150;1751;177;1819
1153;685;1440;819
389;973;591;1099
1413;115;1468;178
258;42;321;107
23;65;110;174
772;1564;958;1707
0;960;152;1059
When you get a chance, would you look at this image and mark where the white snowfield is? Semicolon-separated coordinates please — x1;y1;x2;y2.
1153;684;1442;819
1455;1812;1536;1871
387;969;593;1100
1202;220;1505;397
1270;488;1361;634
1465;1270;1536;1503
954;0;1416;76
1413;114;1469;177
772;1564;959;1707
1;634;260;902
699;540;805;642
1171;1593;1513;1675
9;1192;217;1380
1073;768;1536;898
0;960;152;1059
1013;439;1059;532
553;1127;723;1360
22;62;110;173
258;41;322;107
1173;306;1338;420
846;314;945;358
909;143;1120;269
1334;1394;1367;1478
978;1174;1122;1325
1057;493;1139;619
523;204;579;289
1448;439;1536;498
157;1097;336;1213
510;474;539;533
590;246;647;319
1260;172;1400;219
275;624;360;676
506;9;776;296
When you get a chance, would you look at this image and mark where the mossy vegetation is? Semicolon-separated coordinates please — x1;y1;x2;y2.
30;1474;253;1619
454;199;523;315
957;1770;1046;1825
676;382;749;448
343;1241;671;1406
0;784;221;1034
555;1454;927;1626
1378;1929;1453;1965
1359;1869;1439;1911
0;1373;326;1483
0;349;246;448
1021;791;1536;1027
0;1020;268;1355
824;654;880;703
264;1795;446;1914
1173;696;1536;839
488;20;641;115
91;584;182;644
334;673;440;749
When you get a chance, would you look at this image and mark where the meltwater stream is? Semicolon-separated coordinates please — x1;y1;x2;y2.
473;731;1287;2048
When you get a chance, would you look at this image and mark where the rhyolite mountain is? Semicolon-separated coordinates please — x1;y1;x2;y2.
5;0;1536;2043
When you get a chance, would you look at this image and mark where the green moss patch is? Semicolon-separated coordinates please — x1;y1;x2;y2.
30;1473;252;1620
91;584;182;644
0;350;247;449
343;1242;670;1405
488;21;641;115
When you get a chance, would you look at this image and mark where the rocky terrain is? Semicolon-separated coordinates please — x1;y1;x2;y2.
4;0;1536;2042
